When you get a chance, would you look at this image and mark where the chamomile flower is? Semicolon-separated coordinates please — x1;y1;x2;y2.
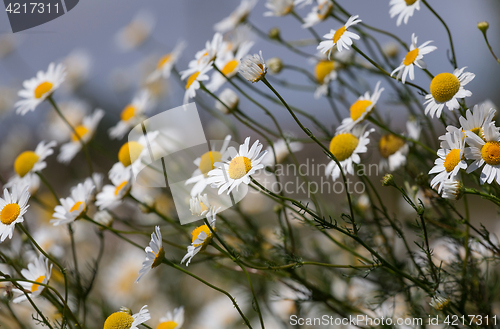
389;0;421;26
181;63;212;105
109;90;153;139
337;81;384;132
190;194;211;216
215;88;239;114
214;0;257;33
96;171;132;210
391;34;437;84
326;126;374;181
424;67;475;118
207;41;254;92
181;207;219;266
465;123;500;185
6;140;56;190
317;15;362;57
115;10;155;52
191;33;226;68
429;129;467;192
58;109;104;163
0;185;30;242
208;137;267;195
104;305;150;329
313;58;337;99
12;255;52;303
262;138;303;166
379;120;420;171
61;49;92;92
459;103;496;139
15;63;66;115
146;42;186;82
264;0;295;17
239;51;267;83
157;306;184;329
185;135;232;197
429;294;450;311
136;226;164;282
302;0;333;28
50;181;94;226
441;179;463;200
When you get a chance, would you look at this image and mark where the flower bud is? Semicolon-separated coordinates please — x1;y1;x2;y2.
382;173;395;187
267;57;283;74
268;27;281;40
215;88;239;114
477;21;489;33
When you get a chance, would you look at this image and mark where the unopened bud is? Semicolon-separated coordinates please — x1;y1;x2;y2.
477;21;489;33
267;57;283;74
382;173;395;187
269;27;281;40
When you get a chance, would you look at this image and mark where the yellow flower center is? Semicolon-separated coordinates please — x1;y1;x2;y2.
430;73;460;103
350;100;373;121
199;151;222;177
379;134;405;158
121;105;136;122
114;181;129;196
228;156;252;179
70;201;85;213
118;141;144;167
333;26;346;43
71;125;88;142
151;247;165;268
34;81;53;99
157;54;172;69
0;203;21;225
31;275;45;292
329;133;359;161
221;59;239;76
405;0;417;5
191;224;213;247
315;61;335;84
186;72;200;89
481;141;500;166
157;321;178;329
403;48;419;66
104;312;134;329
443;149;461;172
14;151;39;177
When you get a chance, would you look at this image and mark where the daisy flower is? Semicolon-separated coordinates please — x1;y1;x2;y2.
389;0;421;26
0;185;30;242
12;255;52;303
391;33;437;84
379;120;420;172
136;226;164;282
465;123;500;185
96;171;132;210
57;109;104;163
458;103;496;139
262;138;303;166
181;207;219;266
50;181;94;226
302;0;333;28
239;51;268;83
157;306;184;329
6;140;56;190
441;178;463;200
191;33;226;69
429;129;467;192
207;137;267;195
115;10;155;52
264;0;295;17
215;88;239;114
103;306;150;329
429;294;450;311
185;135;232;197
147;41;186;82
317;15;362;57
109;90;153;140
424;67;475;118
214;0;257;33
337;81;384;132
190;194;211;216
15;63;66;115
207;41;254;92
61;49;92;92
181;63;212;105
326;126;374;181
313;59;337;99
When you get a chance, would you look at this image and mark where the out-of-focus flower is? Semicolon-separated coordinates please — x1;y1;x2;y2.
103;306;150;329
58;109;104;163
302;0;333;28
50;181;94;226
96;171;132;211
429;294;450;311
136;226;164;282
181;207;219;266
379;120;420;172
327;126;374;181
262;138;303;166
391;33;436;84
147;41;186;82
190;194;211;216
215;88;239;114
0;185;30;242
424;67;475;118
214;0;257;33
389;0;421;26
32;226;66;257
465;123;500;185
12;255;52;303
313;58;337;99
181;63;212;105
264;0;294;17
115;11;155;52
157;306;184;329
0;87;16;116
239;51;267;83
109;90;153;140
15;63;66;115
94;210;113;227
318;15;361;57
337;81;384;132
267;57;283;74
43;100;89;142
190;33;225;69
61;49;92;91
0;34;17;59
208;137;267;195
